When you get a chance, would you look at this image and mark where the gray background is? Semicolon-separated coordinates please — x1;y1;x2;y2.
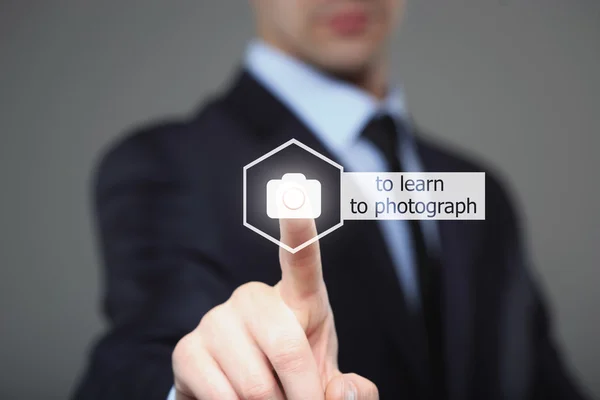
1;1;598;399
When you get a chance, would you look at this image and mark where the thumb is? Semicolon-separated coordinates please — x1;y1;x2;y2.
278;217;324;308
325;373;379;400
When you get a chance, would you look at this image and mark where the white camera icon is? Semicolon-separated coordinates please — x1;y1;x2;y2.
266;173;322;219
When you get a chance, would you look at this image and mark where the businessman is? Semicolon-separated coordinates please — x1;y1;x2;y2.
74;1;589;399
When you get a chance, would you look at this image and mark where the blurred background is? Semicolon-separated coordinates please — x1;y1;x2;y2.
1;1;598;398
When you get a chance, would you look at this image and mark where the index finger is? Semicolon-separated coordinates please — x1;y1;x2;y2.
278;218;324;306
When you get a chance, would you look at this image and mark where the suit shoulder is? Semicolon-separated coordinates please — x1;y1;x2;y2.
93;118;187;189
95;100;226;177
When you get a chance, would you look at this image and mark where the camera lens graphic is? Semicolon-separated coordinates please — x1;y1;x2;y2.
282;187;305;210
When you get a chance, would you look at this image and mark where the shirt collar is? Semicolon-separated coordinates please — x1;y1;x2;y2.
244;39;409;154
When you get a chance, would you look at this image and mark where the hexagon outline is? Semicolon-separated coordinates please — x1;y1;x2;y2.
243;138;344;254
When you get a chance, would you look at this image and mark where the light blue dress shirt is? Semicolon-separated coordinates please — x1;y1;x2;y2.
167;39;440;400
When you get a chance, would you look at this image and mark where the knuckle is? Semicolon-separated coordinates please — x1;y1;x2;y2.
172;334;196;371
232;281;271;302
367;380;379;398
199;303;227;329
241;378;278;400
196;305;229;346
270;335;306;373
230;282;275;313
197;303;238;346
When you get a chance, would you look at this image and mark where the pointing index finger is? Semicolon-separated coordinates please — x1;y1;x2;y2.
278;218;324;305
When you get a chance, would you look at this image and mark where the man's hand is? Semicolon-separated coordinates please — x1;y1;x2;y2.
172;217;379;399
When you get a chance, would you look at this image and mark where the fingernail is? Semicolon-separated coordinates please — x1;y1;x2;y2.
345;380;357;400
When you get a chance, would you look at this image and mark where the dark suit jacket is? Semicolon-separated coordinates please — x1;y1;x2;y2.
73;71;588;400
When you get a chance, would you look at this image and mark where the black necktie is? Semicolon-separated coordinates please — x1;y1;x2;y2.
361;115;446;398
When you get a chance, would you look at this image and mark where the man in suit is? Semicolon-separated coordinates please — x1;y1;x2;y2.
74;1;589;399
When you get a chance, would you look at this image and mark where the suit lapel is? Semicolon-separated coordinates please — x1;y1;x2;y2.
437;219;479;400
417;136;486;400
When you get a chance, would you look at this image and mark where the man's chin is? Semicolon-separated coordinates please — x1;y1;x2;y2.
314;49;378;76
331;36;381;58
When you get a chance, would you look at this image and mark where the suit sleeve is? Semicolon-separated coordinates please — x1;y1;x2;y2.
72;131;233;399
494;177;590;400
528;275;591;399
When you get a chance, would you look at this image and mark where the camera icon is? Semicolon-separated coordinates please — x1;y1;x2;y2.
266;173;321;219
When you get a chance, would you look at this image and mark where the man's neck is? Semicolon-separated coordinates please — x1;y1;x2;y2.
259;36;389;100
331;56;388;100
